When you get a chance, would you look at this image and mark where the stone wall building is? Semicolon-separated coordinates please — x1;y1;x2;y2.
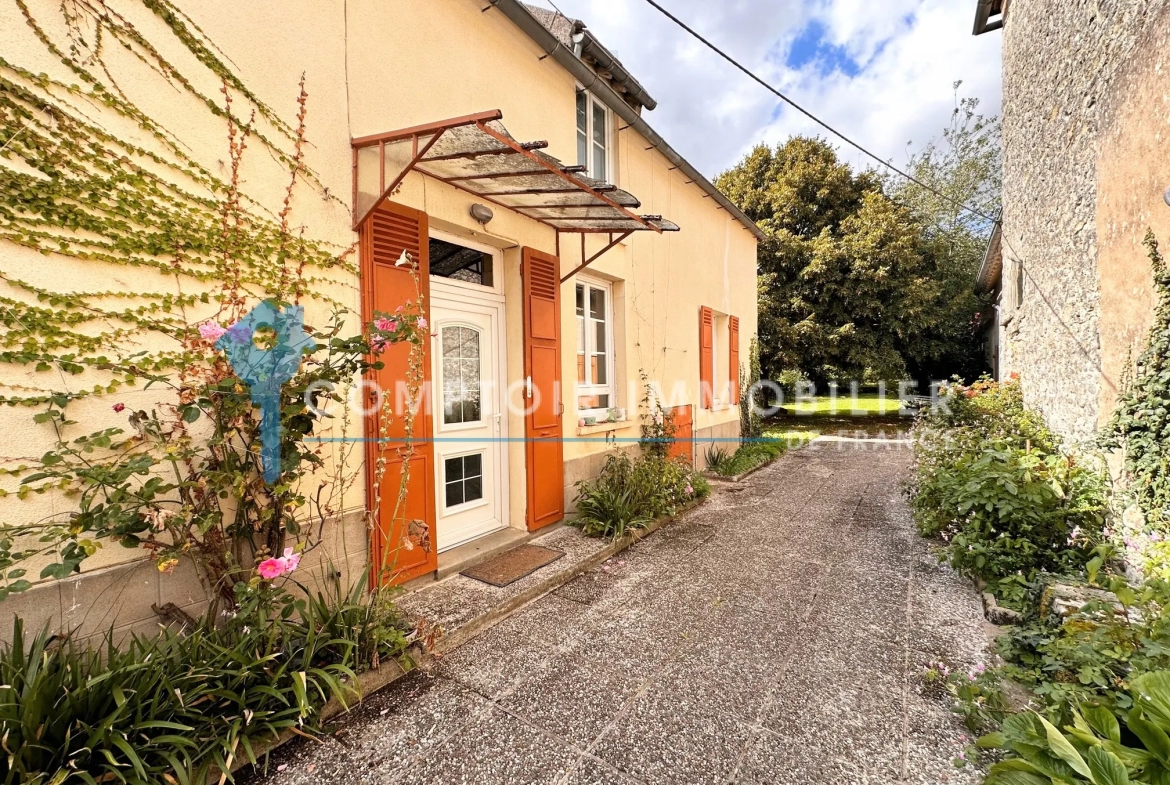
974;0;1170;442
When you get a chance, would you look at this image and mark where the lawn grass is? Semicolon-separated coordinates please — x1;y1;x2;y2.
782;392;906;416
763;393;916;440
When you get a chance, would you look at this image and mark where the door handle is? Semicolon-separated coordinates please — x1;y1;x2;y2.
525;375;533;399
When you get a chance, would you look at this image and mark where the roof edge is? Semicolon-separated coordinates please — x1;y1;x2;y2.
975;221;1003;293
491;0;766;242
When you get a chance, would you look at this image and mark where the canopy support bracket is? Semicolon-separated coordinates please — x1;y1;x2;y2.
560;231;633;282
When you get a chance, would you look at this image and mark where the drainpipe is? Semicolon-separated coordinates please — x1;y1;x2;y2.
489;0;766;241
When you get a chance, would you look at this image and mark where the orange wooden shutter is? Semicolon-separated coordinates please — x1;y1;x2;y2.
667;404;693;466
699;306;713;409
360;201;436;585
522;247;564;531
729;315;740;405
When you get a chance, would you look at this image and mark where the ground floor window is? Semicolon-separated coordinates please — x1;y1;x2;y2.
444;452;484;509
576;278;614;414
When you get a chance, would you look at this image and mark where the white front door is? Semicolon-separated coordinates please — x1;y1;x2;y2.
431;281;507;551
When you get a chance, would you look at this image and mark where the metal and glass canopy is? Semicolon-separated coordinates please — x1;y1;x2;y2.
351;110;680;249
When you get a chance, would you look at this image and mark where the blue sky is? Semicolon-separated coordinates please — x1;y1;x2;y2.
784;20;862;78
527;0;1002;179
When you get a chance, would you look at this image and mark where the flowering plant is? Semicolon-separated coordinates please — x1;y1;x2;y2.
0;304;425;609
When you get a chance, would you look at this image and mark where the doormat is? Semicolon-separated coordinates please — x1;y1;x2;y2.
462;545;566;587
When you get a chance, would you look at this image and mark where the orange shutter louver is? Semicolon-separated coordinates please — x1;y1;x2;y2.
522;247;565;531
729;315;740;405
699;306;714;409
361;202;436;586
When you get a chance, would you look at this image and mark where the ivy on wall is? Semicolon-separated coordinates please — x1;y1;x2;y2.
0;0;354;409
0;0;419;600
1105;230;1170;534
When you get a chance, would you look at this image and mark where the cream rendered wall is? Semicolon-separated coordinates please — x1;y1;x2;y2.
0;0;757;616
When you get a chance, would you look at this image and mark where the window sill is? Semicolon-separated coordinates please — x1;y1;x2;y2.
575;418;635;437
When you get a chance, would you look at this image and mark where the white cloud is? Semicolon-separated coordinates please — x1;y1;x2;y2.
525;0;1002;178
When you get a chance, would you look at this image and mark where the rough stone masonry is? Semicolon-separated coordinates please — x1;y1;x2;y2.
997;0;1170;443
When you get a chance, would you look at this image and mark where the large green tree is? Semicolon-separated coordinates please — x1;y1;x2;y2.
718;137;932;382
718;95;1000;385
887;93;1002;382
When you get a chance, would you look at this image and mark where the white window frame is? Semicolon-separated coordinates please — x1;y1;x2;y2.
441;448;488;513
711;311;730;408
576;87;612;182
575;277;616;417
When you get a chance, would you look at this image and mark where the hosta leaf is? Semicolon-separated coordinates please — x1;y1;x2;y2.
1038;714;1091;778
1084;706;1122;745
1087;746;1130;785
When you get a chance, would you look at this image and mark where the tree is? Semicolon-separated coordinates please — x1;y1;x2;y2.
717;91;1002;386
717;137;932;383
887;90;1001;382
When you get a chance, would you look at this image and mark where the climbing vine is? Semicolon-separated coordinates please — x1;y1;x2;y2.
0;1;425;604
1104;230;1170;542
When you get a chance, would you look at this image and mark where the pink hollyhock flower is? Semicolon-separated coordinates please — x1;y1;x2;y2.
375;317;393;332
388;321;398;332
372;339;388;353
198;321;228;342
417;317;427;330
257;558;284;580
112;403;125;413
281;547;301;572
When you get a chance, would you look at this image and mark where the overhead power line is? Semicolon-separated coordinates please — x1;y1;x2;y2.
638;0;1118;394
639;0;996;226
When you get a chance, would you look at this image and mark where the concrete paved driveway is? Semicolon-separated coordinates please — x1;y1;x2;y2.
250;442;988;784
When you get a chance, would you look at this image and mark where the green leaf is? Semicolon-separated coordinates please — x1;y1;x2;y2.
1037;714;1091;778
1126;710;1170;767
1133;672;1170;729
181;406;201;423
1084;706;1122;745
1087;746;1130;785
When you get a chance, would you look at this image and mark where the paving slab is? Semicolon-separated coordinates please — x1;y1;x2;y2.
243;441;989;785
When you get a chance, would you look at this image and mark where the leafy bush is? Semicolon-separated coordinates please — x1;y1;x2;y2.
705;439;787;477
0;574;411;785
572;452;706;539
994;576;1170;721
704;445;734;474
980;670;1170;784
923;660;1012;737
909;377;1108;600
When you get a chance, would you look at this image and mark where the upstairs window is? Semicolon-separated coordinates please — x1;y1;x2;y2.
576;278;614;414
576;89;611;181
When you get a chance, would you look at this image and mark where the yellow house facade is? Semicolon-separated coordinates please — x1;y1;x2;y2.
0;0;758;636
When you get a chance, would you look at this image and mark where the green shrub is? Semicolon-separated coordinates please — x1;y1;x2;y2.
994;576;1170;721
571;452;705;539
909;377;1108;600
979;670;1170;784
707;438;786;477
0;574;411;785
704;445;734;474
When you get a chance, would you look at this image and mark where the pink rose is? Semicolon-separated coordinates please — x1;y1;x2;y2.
257;558;284;580
375;317;393;332
198;321;228;342
112;403;125;413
